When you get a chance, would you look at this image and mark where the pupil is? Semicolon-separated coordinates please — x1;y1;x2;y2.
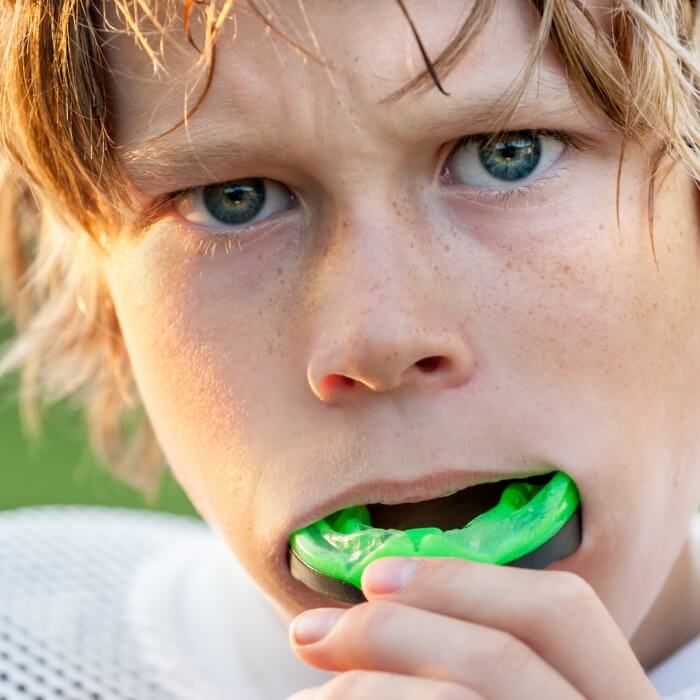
203;178;266;225
479;132;541;182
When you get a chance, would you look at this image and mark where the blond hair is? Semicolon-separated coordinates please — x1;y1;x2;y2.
1;0;699;498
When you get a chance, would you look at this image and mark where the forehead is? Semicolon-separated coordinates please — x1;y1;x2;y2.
101;0;610;187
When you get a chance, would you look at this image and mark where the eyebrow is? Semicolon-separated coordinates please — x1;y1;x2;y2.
119;72;583;196
119;127;265;195
402;73;584;139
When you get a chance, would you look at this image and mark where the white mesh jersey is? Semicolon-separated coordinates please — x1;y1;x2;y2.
0;505;334;700
0;505;699;700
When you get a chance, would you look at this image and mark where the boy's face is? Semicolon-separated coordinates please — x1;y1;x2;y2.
102;0;700;634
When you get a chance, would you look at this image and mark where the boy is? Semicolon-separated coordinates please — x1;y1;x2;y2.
2;0;700;697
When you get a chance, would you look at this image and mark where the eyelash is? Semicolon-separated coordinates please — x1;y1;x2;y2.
181;225;256;258
155;128;584;257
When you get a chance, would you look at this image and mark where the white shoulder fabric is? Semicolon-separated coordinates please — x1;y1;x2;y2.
0;505;334;699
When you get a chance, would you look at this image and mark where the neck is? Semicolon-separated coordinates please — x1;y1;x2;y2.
630;529;700;671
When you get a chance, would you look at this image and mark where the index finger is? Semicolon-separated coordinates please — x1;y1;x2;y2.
360;557;653;700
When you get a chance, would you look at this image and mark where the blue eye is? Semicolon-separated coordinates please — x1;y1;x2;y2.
204;179;266;224
175;177;295;228
479;132;542;181
447;131;566;188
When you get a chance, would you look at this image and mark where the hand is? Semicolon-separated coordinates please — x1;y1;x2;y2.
286;557;661;699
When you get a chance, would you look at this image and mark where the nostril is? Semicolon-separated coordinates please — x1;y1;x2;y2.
415;356;443;372
320;374;356;394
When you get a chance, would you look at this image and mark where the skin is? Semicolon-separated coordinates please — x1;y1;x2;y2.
99;0;700;696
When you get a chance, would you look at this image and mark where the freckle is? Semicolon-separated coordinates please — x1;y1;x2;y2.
276;267;283;276
444;244;451;252
506;261;513;270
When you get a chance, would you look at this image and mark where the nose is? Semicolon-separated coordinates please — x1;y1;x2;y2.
306;258;476;405
307;326;475;403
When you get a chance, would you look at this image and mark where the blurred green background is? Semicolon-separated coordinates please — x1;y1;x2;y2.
0;317;199;517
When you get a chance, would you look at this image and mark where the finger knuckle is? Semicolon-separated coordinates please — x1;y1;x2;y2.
549;570;598;607
487;630;532;674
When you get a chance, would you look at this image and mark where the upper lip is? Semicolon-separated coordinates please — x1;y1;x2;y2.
288;466;556;535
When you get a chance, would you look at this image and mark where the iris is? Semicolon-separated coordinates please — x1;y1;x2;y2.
202;178;266;225
478;131;542;182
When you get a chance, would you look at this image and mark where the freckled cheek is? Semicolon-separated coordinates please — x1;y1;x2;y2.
106;246;301;491
110;223;301;370
113;297;303;538
125;291;287;422
450;201;662;385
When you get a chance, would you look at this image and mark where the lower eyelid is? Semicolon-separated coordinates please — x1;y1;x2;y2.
177;205;295;235
449;166;570;207
174;211;297;257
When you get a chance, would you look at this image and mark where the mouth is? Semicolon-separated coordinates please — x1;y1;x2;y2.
288;470;581;603
366;471;555;532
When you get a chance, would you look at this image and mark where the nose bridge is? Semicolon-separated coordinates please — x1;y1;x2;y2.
305;201;475;404
314;187;434;328
336;197;424;309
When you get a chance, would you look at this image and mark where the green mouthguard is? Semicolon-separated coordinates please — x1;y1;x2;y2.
289;470;580;593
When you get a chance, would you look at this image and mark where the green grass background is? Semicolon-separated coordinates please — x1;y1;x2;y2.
0;318;198;517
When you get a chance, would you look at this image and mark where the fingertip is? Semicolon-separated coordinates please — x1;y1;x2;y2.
361;556;422;595
289;608;345;646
